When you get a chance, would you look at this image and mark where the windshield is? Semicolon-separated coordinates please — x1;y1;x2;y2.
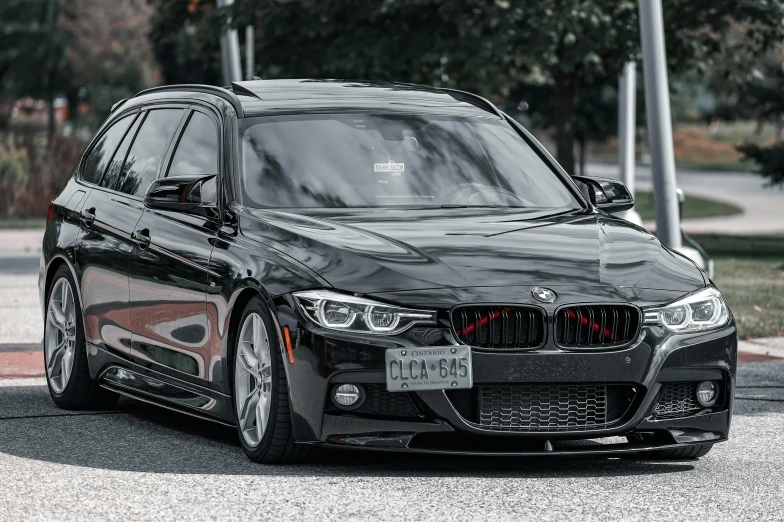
239;113;581;209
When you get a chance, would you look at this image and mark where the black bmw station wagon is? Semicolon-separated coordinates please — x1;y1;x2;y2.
40;80;736;462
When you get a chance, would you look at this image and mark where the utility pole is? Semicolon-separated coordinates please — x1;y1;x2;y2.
638;0;681;249
245;25;255;80
216;0;242;85
617;61;641;225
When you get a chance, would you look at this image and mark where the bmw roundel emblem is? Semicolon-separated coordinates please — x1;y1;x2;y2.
532;287;557;303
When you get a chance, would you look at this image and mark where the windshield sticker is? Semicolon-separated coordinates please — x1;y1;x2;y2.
374;160;405;173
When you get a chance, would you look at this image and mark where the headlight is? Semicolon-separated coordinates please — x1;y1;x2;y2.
292;290;437;335
645;287;730;333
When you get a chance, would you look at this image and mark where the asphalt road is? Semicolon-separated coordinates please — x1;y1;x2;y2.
0;363;782;522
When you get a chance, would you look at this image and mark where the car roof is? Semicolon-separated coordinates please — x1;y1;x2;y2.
132;79;501;119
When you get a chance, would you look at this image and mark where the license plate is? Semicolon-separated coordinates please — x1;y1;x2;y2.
385;346;472;392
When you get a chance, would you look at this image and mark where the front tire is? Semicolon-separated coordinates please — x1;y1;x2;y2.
44;265;118;409
231;297;308;463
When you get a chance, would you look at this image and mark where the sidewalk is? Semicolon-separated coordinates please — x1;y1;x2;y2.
587;163;784;235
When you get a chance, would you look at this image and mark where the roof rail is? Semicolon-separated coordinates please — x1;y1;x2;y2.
439;88;504;119
135;84;244;116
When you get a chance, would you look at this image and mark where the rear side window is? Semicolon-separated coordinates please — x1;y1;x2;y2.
167;112;219;177
81;114;134;184
101;114;143;190
117;109;183;197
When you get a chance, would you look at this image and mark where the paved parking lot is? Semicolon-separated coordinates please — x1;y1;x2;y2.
0;364;782;521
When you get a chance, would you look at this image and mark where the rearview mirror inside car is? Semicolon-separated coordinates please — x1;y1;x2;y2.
571;176;635;214
144;174;216;212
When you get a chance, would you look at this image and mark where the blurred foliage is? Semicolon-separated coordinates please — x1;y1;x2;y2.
0;131;85;219
732;45;784;187
737;142;784;187
148;0;784;175
0;0;158;130
148;0;222;85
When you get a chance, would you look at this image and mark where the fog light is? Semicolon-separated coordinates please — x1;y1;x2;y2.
696;381;718;407
332;384;364;410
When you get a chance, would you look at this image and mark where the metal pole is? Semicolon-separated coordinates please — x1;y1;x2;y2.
638;0;681;249
245;26;255;80
216;0;243;85
618;62;636;194
617;61;642;225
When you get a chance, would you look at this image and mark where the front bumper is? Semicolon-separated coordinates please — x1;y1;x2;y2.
273;297;737;455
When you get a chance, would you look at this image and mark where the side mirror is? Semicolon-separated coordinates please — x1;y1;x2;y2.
144;174;216;212
571;176;635;214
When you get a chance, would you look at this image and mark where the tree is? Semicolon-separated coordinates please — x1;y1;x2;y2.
59;0;159;123
0;0;69;133
150;0;784;175
735;47;784;187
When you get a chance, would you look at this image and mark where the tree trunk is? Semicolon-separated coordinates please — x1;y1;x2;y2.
554;72;576;175
578;136;586;176
66;89;80;122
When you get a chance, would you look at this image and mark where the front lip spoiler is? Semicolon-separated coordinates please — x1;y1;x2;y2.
299;438;728;457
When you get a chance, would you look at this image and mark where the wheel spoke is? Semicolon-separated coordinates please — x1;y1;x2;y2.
237;341;258;375
239;391;260;432
48;308;66;332
259;364;271;385
47;342;66;374
60;282;70;320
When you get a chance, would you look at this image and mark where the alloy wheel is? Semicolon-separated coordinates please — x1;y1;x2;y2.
234;312;273;448
45;278;77;394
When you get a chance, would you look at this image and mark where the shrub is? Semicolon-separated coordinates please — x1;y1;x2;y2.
0;131;85;219
737;142;784;187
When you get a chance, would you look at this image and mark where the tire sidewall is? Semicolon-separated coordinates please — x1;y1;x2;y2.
44;266;86;405
231;297;285;460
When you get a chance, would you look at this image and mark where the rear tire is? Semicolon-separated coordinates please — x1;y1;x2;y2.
231;296;309;463
44;265;119;410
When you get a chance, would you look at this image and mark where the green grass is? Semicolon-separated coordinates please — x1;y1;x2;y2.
693;234;784;339
0;218;46;229
634;191;743;221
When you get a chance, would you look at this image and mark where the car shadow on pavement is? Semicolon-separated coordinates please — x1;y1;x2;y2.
0;384;703;478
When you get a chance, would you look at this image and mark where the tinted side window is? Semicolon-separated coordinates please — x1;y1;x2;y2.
167;112;219;177
101;114;143;190
81;114;134;184
117;109;183;197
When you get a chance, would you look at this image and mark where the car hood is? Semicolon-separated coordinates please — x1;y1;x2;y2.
239;207;705;299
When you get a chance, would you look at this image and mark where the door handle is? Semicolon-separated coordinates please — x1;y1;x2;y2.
131;229;151;248
80;208;96;226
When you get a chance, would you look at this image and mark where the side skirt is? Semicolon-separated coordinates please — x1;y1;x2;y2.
88;343;235;425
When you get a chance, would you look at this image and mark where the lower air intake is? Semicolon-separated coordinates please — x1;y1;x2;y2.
653;382;702;419
479;384;608;431
355;384;419;417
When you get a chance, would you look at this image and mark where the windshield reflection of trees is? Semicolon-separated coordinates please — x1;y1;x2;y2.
241;114;575;209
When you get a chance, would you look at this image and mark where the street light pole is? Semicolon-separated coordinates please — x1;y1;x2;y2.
638;0;681;249
245;25;255;80
618;61;641;225
216;0;242;85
